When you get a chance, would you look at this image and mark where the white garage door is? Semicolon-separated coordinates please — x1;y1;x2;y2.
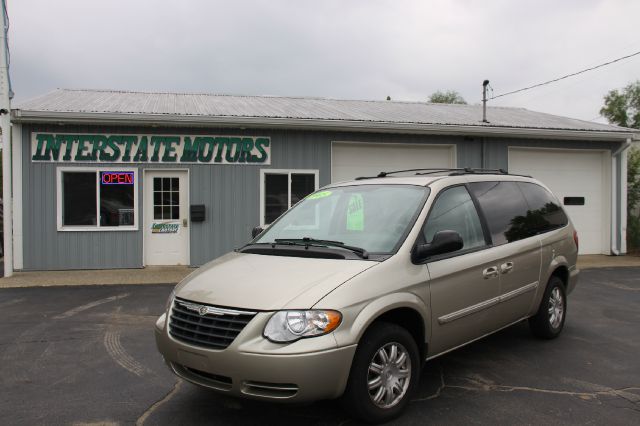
509;148;610;255
332;142;456;182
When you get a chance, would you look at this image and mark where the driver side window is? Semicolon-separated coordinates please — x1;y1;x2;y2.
423;186;486;251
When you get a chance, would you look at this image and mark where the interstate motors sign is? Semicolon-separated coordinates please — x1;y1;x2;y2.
31;133;271;164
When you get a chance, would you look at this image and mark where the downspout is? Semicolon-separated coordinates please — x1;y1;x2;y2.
611;139;632;255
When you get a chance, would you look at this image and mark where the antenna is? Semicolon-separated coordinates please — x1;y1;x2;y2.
482;80;490;123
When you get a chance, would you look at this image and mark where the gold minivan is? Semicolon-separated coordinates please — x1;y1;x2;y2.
155;169;579;423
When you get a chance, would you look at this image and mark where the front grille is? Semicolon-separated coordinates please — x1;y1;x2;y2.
169;298;256;350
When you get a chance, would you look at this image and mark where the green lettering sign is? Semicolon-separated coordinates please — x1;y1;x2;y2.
31;133;272;165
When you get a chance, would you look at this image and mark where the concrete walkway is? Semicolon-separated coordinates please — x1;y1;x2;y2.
0;255;638;288
0;265;194;288
577;254;640;269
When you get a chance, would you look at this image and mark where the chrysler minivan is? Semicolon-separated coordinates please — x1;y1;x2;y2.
155;168;579;423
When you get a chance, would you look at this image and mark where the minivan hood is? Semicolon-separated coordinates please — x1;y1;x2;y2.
175;252;377;311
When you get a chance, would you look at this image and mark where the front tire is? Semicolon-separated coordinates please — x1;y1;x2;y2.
529;276;567;339
341;322;420;424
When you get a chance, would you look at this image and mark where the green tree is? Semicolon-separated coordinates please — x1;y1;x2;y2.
600;80;640;128
428;90;467;104
627;148;640;250
601;81;640;250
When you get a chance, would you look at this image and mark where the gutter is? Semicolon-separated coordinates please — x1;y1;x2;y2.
11;109;636;142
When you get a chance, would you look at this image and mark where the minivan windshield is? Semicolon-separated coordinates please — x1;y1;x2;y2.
254;185;429;254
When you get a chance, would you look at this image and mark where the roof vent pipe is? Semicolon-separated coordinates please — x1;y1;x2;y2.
482;80;490;123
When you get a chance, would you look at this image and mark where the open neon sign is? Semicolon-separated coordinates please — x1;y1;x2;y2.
101;171;134;185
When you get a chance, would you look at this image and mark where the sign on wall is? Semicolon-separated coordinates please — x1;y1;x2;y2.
31;133;271;165
151;222;180;234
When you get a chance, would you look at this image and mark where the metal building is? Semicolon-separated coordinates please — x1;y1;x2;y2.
7;89;638;271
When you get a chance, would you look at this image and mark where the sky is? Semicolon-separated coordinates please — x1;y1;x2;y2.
7;0;640;123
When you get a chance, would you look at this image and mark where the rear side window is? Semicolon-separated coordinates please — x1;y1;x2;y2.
468;181;530;245
517;182;568;234
423;186;486;251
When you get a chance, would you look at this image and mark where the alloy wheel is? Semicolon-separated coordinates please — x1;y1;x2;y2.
367;342;412;409
548;287;564;329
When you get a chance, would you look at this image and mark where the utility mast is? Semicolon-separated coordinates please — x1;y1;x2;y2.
1;0;12;277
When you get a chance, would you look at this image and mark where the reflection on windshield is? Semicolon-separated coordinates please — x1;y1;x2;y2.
254;185;429;254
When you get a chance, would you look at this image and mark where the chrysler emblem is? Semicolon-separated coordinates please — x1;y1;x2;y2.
198;306;208;316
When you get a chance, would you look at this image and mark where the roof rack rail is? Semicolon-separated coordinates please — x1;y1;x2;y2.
448;168;509;176
355;168;464;180
354;167;528;180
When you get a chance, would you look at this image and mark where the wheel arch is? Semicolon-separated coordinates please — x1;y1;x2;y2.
550;264;569;289
347;293;430;362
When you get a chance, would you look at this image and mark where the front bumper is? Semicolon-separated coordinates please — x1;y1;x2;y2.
154;312;357;403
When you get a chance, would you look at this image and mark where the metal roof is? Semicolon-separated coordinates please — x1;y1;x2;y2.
12;89;638;141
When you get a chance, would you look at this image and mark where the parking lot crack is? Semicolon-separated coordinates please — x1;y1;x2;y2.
445;375;640;410
412;364;446;402
53;293;130;319
135;379;183;426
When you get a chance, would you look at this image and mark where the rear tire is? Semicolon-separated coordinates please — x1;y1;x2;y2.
529;276;567;339
341;322;420;424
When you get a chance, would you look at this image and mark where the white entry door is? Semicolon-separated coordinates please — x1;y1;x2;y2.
144;170;189;265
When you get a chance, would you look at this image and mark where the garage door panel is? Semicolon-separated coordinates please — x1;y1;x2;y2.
332;142;455;183
509;148;609;255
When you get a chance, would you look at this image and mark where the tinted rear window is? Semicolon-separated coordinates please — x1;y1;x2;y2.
517;182;568;234
468;181;530;245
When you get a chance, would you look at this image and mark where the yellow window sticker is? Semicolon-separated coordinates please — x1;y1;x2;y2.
307;190;332;200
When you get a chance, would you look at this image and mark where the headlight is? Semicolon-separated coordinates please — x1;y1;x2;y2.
165;288;176;311
264;310;342;343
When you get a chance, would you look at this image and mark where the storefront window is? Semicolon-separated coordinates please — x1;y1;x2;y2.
63;172;97;226
264;174;289;224
261;170;318;225
58;169;137;230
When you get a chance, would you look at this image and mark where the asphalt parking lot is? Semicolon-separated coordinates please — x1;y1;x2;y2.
0;268;638;425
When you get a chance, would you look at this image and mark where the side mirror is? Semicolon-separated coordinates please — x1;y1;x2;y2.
412;230;463;263
251;225;265;239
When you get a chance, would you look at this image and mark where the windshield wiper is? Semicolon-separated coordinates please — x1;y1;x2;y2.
274;237;369;259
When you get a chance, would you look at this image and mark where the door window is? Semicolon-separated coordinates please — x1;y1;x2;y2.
153;177;180;220
469;181;530;245
423;186;486;251
517;182;568;234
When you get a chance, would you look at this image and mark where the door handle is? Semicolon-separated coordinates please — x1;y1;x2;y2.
500;262;514;274
482;266;499;279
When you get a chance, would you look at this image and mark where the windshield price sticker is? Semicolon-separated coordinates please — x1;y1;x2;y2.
346;194;364;231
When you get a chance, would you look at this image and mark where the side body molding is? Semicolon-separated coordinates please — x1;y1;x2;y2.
437;281;539;325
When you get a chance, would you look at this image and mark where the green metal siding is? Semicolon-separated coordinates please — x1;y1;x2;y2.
19;124;624;270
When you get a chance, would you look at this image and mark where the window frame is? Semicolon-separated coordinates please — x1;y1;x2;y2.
414;183;492;263
259;169;319;226
56;166;139;232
